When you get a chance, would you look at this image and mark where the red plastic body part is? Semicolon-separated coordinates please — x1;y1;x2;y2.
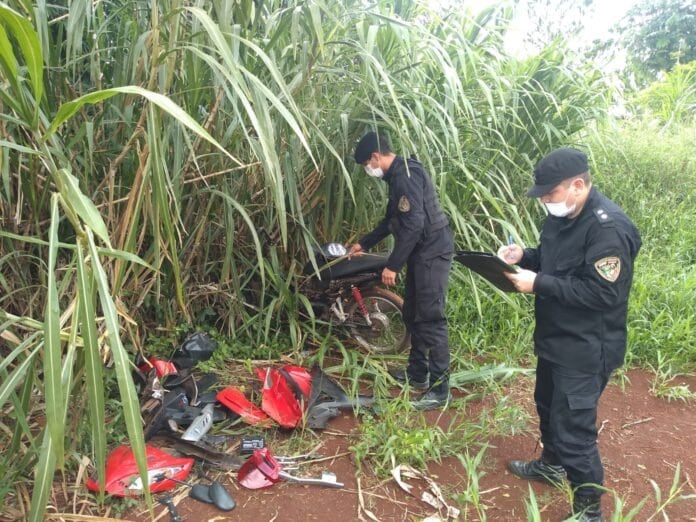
138;357;178;379
216;387;271;426
256;367;303;428
281;365;312;399
86;444;193;496
238;447;281;490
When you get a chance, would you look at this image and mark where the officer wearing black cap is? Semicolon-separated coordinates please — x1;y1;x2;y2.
497;148;641;521
348;131;454;410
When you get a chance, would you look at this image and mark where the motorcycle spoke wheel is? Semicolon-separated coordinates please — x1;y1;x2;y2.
346;288;410;354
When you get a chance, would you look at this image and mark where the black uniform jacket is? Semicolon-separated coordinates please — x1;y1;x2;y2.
520;187;642;374
359;156;451;272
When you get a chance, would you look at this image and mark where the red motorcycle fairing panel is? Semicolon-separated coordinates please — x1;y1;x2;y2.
86;444;193;496
216;387;271;426
256;367;303;428
138;357;178;379
280;365;312;399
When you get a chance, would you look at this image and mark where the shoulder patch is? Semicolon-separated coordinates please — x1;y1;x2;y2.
594;256;621;282
398;195;411;212
593;208;614;227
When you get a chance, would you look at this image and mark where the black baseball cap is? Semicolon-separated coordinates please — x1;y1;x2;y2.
527;148;589;197
354;131;380;164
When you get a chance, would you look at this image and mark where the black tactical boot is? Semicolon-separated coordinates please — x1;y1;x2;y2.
507;458;566;486
564;494;603;522
411;388;452;410
388;368;429;390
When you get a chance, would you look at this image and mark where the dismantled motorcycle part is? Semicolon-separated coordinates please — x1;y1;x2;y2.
278;365;312;400
139;370;166;412
160;475;236;512
159;495;182;522
86;445;193;496
305;365;374;429
152;433;243;471
208;482;236;511
144;386;226;441
181;403;215;442
143;388;188;440
279;470;343;488
216;387;271;425
257;367;304;428
240;436;265;455
162;369;200;406
171;332;218;368
238;448;343;490
139;357;178;380
217;365;312;428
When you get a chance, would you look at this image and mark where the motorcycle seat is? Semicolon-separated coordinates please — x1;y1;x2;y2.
303;253;390;280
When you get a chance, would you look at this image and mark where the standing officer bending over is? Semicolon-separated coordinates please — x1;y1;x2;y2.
498;148;641;521
348;131;454;410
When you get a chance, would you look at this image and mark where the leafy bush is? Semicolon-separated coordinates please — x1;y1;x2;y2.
633;62;696;127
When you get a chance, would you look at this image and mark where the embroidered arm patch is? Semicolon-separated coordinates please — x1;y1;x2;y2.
594;256;621;282
398;195;411;212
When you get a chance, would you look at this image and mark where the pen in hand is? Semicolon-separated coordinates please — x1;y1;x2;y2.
499;233;520;266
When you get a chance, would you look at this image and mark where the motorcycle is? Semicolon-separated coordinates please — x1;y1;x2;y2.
299;243;411;354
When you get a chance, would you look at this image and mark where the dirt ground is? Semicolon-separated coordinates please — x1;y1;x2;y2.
97;369;696;521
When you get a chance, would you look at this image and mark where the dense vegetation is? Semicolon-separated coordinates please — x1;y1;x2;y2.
0;0;694;519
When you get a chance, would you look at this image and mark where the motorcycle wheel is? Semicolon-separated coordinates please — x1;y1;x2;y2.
345;287;411;354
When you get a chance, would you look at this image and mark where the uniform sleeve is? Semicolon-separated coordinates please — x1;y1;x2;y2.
533;224;635;311
520;247;541;271
359;213;391;251
385;171;426;272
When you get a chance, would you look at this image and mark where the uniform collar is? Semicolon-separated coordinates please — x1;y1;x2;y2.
383;155;403;183
552;186;598;230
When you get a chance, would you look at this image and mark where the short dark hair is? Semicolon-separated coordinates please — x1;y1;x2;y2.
354;131;392;163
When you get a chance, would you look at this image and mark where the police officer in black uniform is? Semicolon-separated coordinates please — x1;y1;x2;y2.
498;148;641;522
349;131;454;410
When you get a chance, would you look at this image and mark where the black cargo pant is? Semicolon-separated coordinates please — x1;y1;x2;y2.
402;251;452;394
535;357;611;497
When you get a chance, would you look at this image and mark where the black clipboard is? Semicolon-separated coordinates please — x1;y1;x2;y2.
454;250;518;292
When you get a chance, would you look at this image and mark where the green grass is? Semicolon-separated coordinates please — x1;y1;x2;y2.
590;122;696;374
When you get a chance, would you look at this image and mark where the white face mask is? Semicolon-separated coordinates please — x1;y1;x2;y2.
544;191;576;217
364;164;384;178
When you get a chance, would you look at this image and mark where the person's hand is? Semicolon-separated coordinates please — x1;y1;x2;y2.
497;244;523;265
347;243;364;259
505;269;537;293
382;267;397;286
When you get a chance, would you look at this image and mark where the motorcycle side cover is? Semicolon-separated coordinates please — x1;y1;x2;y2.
138;357;178;379
279;365;312;400
216;387;271;426
256;367;303;428
86;444;193;496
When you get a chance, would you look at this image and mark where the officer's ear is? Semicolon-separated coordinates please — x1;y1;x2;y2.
570;177;585;192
